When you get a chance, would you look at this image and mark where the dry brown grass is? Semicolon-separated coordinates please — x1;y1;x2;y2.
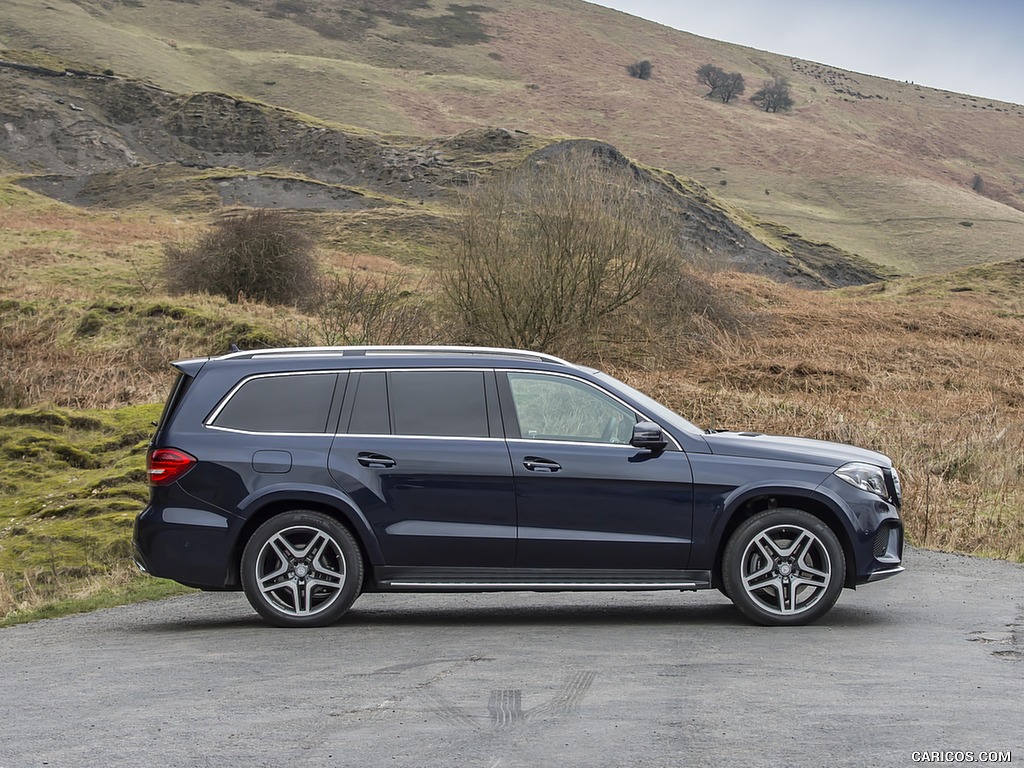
619;271;1024;560
2;191;1022;563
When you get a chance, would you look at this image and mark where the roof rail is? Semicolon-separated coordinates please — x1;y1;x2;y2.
218;345;576;367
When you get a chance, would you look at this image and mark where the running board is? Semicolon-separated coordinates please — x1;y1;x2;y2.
371;567;712;593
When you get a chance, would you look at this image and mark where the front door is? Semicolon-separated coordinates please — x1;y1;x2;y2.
499;371;693;570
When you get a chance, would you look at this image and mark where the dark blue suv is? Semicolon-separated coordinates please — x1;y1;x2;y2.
133;346;904;627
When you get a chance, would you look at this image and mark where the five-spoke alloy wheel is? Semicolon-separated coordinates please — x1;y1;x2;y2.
722;509;845;626
241;510;363;627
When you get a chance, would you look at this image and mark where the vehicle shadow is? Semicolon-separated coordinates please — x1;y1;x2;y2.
127;594;893;632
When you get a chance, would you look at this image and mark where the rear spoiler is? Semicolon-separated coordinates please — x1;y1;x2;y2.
172;357;210;378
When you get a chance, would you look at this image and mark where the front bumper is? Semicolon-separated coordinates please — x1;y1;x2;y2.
866;565;906;582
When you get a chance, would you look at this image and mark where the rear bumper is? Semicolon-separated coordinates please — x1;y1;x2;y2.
133;505;238;590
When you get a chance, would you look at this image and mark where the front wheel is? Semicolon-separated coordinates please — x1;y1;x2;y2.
722;509;845;626
241;510;363;627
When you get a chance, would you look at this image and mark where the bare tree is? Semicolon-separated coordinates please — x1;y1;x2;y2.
696;63;724;95
441;149;680;355
750;77;795;112
715;72;746;103
696;64;745;103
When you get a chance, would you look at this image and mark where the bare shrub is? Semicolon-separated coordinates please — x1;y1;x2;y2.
627;60;653;80
295;266;438;346
163;209;319;306
442;149;684;358
596;264;752;368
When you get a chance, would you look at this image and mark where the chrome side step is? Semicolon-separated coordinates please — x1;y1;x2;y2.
388;581;700;591
372;567;713;593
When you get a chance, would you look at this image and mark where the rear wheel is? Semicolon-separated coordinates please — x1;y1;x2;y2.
241;510;363;627
722;508;845;626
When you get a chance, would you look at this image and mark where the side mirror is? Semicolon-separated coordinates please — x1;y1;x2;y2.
631;421;667;451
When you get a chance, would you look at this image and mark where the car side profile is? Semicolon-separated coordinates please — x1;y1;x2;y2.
133;345;904;627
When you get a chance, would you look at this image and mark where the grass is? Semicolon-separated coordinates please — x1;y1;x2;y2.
0;404;174;622
625;269;1024;562
0;565;193;628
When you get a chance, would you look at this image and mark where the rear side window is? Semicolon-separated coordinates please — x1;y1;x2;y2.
388;371;489;438
210;373;338;433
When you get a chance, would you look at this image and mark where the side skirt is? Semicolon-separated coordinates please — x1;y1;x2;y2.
368;567;712;593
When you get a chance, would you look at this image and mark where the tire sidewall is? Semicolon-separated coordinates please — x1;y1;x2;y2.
241;510;363;628
723;508;845;626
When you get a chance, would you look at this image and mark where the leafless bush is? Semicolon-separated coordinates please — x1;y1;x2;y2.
442;150;683;357
627;60;653;80
295;267;438;346
163;209;319;306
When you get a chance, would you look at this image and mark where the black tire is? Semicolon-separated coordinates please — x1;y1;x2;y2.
722;508;845;626
241;510;363;628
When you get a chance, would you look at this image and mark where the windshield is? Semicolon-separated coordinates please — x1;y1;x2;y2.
593;372;705;437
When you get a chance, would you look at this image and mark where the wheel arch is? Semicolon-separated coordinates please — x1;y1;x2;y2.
229;488;382;588
712;490;857;589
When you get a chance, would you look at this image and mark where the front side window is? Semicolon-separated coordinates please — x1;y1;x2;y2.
507;372;636;444
210;373;337;433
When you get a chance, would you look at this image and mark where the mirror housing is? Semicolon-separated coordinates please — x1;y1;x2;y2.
631;421;667;451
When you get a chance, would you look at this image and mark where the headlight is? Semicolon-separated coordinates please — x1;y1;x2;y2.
834;462;889;499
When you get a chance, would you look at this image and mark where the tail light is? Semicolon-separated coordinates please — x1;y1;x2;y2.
147;448;197;486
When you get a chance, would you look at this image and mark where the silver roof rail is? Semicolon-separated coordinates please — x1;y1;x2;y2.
217;345;576;367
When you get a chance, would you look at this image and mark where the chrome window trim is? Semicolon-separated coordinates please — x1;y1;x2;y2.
203;366;682;449
336;433;505;442
507;438;645;451
205;370;341;433
205;425;337;437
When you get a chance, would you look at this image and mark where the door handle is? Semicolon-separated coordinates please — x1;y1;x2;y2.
523;457;561;473
357;452;396;469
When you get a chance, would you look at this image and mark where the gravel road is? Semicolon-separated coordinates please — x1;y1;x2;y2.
0;547;1021;768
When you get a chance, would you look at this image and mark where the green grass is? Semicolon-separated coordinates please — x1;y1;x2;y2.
0;572;194;628
0;405;164;618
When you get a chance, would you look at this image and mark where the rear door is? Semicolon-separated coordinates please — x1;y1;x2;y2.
328;369;516;567
499;371;694;570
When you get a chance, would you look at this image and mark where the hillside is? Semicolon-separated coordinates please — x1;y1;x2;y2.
0;55;885;288
2;0;1023;273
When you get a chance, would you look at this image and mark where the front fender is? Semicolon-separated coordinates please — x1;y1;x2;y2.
692;481;856;571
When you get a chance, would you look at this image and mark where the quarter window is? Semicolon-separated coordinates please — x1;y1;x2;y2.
507;372;636;444
211;373;337;433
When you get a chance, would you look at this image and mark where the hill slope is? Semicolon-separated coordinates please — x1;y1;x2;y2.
0;58;886;288
2;0;1023;272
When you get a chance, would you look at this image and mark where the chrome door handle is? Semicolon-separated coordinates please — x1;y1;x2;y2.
523;457;561;473
357;452;396;469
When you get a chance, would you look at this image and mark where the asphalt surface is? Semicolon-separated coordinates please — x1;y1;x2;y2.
0;547;1021;768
